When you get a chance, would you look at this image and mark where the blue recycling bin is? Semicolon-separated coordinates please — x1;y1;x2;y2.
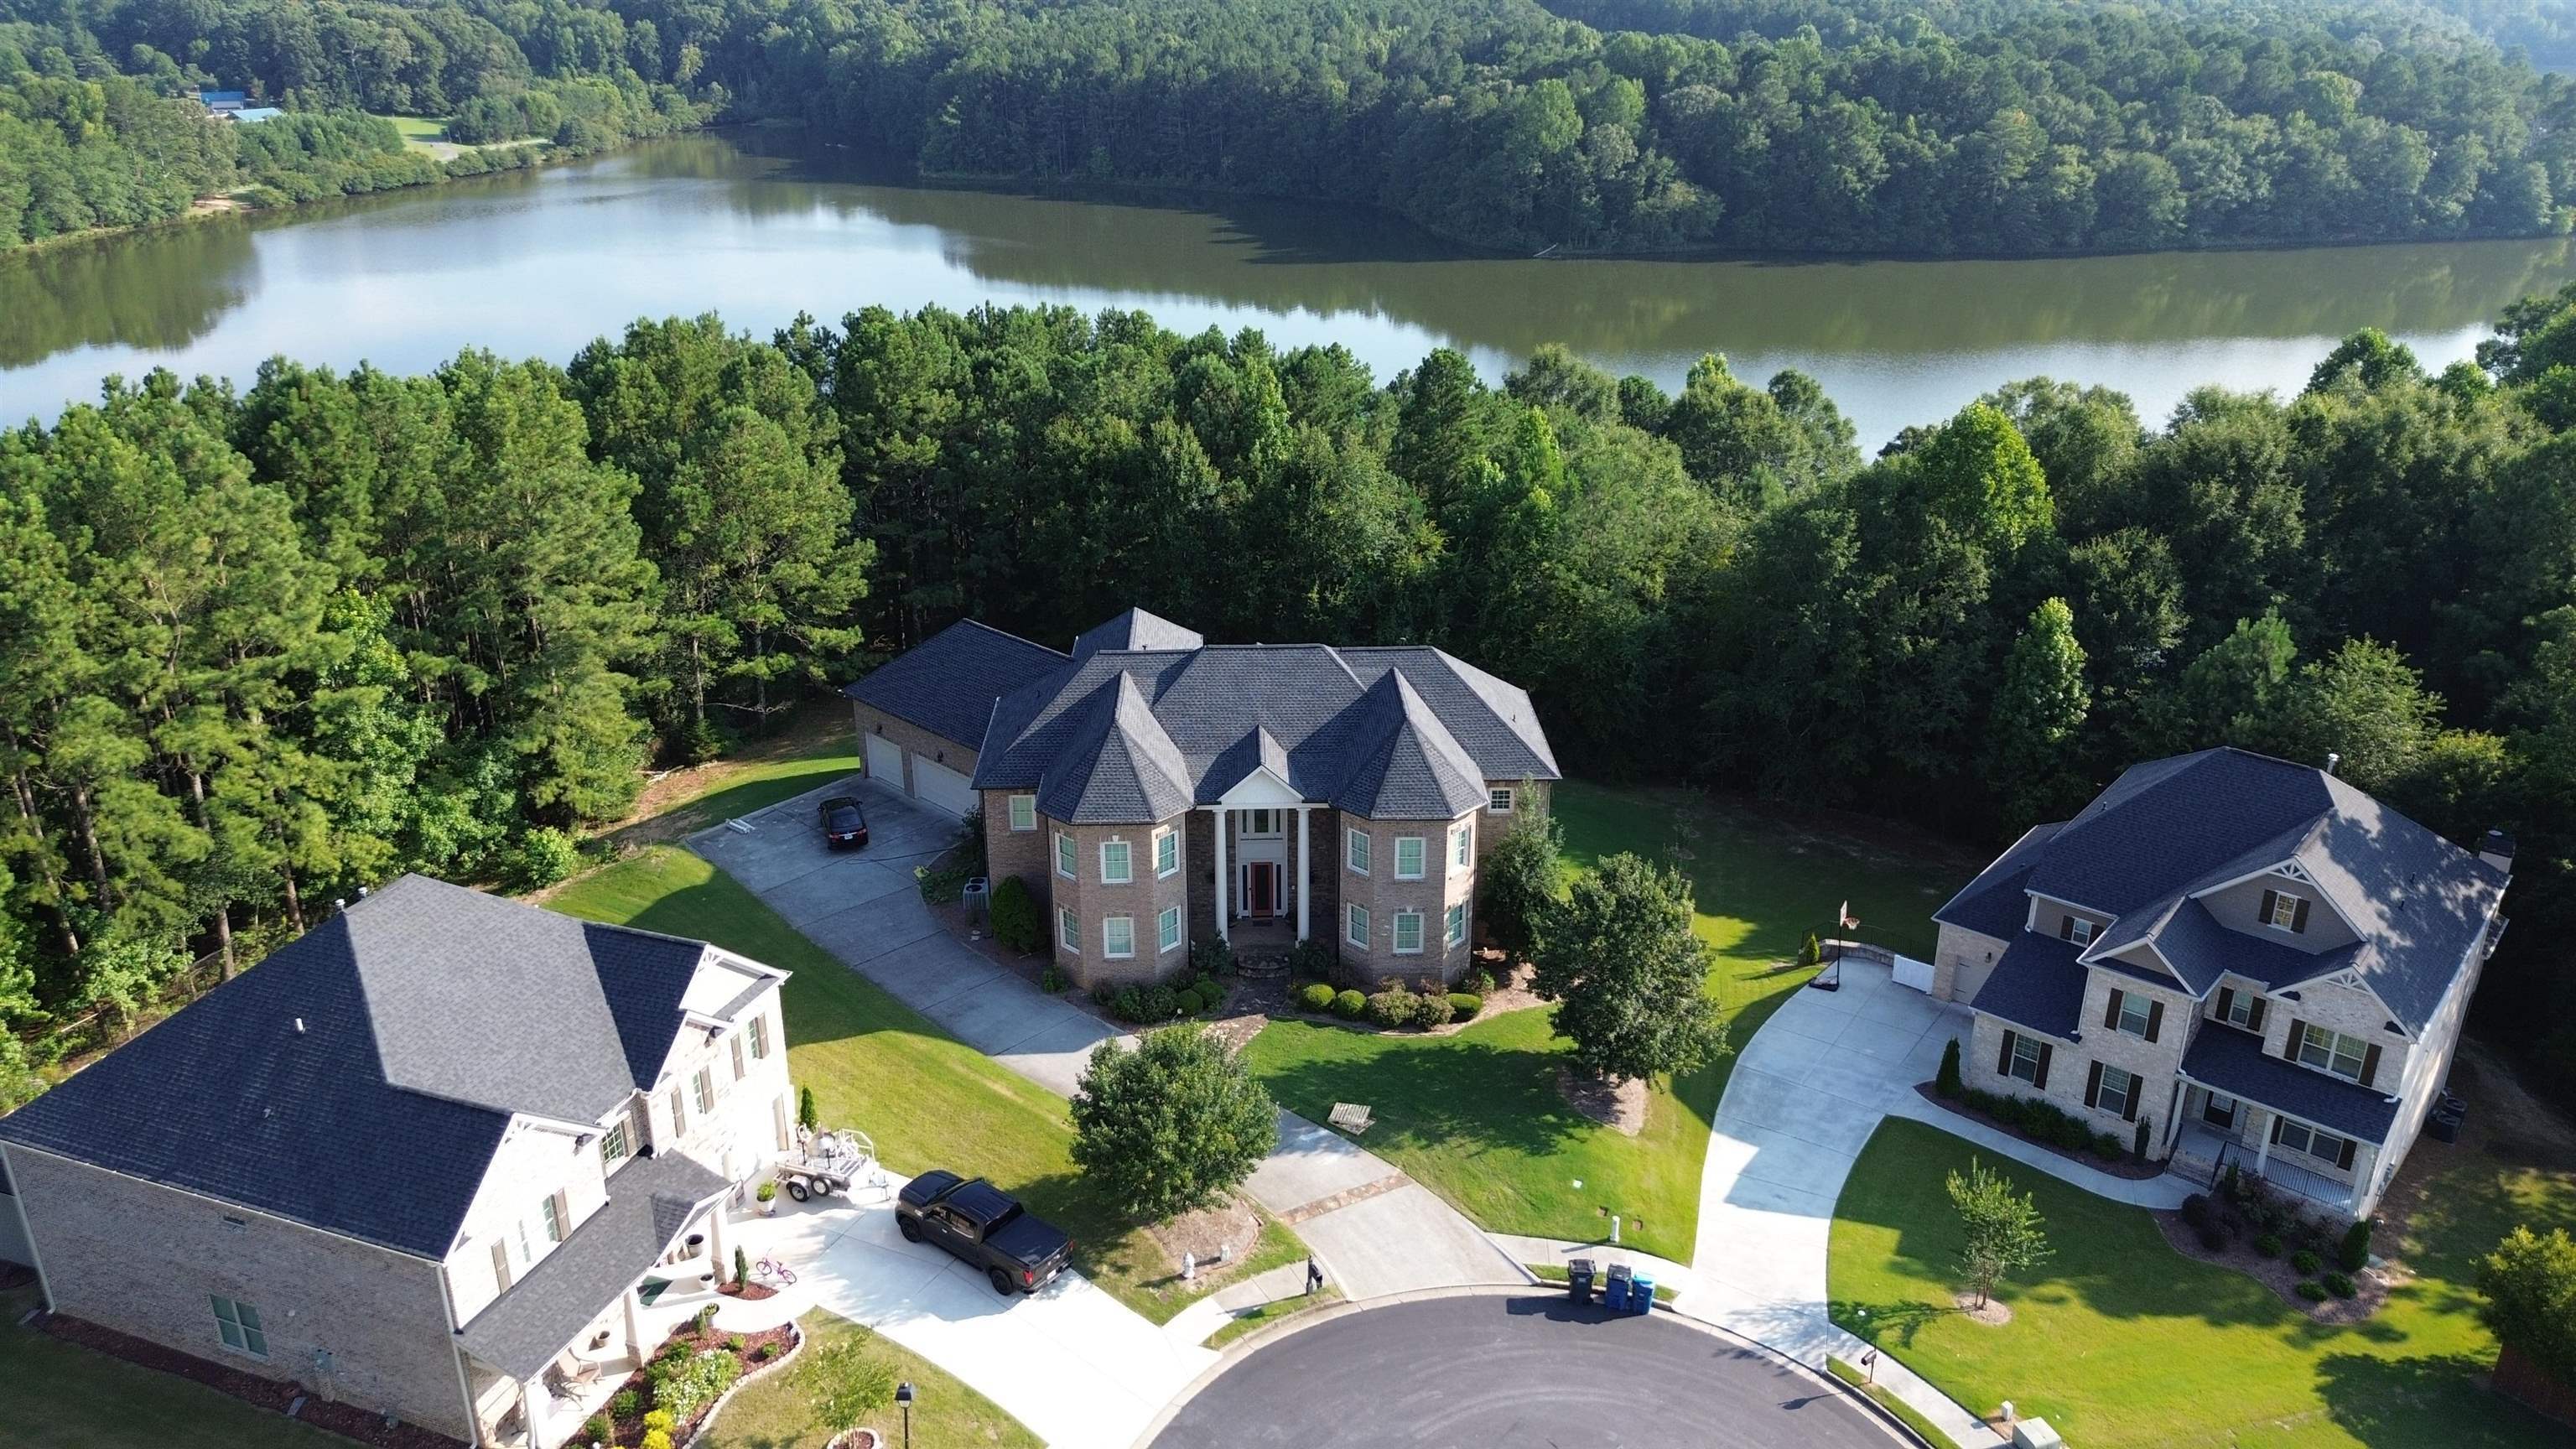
1628;1274;1656;1312
1602;1263;1633;1312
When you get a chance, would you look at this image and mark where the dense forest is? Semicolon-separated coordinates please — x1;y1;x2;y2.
8;291;2576;1118
0;0;719;247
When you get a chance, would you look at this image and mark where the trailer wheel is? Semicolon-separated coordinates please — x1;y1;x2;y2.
786;1177;812;1202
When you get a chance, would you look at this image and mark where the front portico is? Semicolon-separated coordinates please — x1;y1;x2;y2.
1204;763;1322;945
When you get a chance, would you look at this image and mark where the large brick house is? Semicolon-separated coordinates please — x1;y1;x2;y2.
1930;747;2511;1219
0;876;794;1448
844;607;1560;987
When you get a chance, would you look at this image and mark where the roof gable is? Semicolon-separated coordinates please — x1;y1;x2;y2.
844;619;1069;747
1072;607;1204;660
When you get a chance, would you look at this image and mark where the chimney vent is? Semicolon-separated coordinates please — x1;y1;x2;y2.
2324;751;2341;776
293;1018;305;1035
2480;829;2517;875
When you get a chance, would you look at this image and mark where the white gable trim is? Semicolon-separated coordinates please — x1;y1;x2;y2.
2266;963;2416;1041
1217;767;1305;808
2188;860;2364;941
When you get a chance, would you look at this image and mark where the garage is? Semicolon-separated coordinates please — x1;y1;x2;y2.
911;755;978;820
864;733;905;790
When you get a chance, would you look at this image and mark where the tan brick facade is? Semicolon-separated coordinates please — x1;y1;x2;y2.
4;1143;475;1441
1332;811;1478;988
850;702;979;797
1472;779;1548;863
1964;964;2194;1144
1930;922;2011;1005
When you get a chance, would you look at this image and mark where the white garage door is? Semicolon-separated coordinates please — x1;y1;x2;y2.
912;755;978;819
864;733;905;788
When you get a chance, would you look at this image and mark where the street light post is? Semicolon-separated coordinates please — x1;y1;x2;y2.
895;1381;914;1449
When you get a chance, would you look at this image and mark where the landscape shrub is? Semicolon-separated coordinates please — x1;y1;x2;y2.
1040;963;1069;993
2050;1115;2093;1152
752;1343;776;1362
1935;1037;1962;1098
581;1414;611;1444
1413;990;1455;1029
610;1390;640;1419
2292;1249;2324;1275
1299;983;1337;1012
2132;1118;2151;1161
1192;936;1236;978
1091;982;1116;1010
989;875;1043;952
1111;986;1144;1021
2256;1233;2284;1259
641;1431;673;1449
2180;1194;2212;1229
2091;1131;2124;1160
1448;991;1483;1020
724;1334;744;1352
1467;968;1498;995
657;1349;742;1422
1364;978;1419;1029
1332;989;1366;1020
2340;1218;2373;1272
798;1083;818;1132
641;1410;674;1436
2197;1221;2232;1253
1144;984;1181;1021
2323;1271;2357;1297
1800;930;1822;966
508;826;583;889
1288;938;1335;980
2294;1280;2329;1302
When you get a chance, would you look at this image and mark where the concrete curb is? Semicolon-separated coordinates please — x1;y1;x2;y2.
1126;1285;1914;1448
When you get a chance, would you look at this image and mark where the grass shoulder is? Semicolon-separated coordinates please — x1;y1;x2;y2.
0;1281;347;1449
1521;1261;1678;1303
1202;1285;1343;1350
699;1310;1040;1449
1826;1356;1965;1449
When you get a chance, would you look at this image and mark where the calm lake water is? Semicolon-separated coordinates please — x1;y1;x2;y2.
7;131;2574;449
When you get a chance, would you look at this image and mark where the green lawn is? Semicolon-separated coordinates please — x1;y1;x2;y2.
0;1283;345;1449
700;1311;1040;1449
549;845;1301;1323
1827;1118;2568;1449
1240;780;1966;1261
1202;1286;1342;1349
1827;1356;1967;1449
374;113;450;145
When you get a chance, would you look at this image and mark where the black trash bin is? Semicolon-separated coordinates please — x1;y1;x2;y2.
1566;1258;1596;1305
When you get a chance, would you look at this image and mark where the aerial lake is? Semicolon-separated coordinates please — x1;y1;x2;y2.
7;131;2574;448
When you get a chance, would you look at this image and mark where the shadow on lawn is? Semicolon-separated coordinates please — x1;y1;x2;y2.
1829;1296;1950;1348
2311;1349;2563;1447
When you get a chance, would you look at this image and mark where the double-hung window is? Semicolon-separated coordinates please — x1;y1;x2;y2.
2263;889;2309;932
600;1121;631;1168
1104;916;1135;958
2116;992;2152;1037
1452;823;1472;869
211;1296;267;1358
1055;832;1075;879
1347;903;1371;948
693;1067;714;1114
1393;911;1424;954
1394;836;1426;880
1058;908;1080;953
2006;1034;2044;1085
2273;1119;2349;1166
2223;991;2257;1029
2297;1024;2370;1082
2095;1064;2138;1119
1446;902;1467;948
1347;829;1371;876
750;1013;771;1059
2067;917;2097;945
1157;906;1182;953
1100;840;1132;886
540;1191;566;1244
1155;827;1178;878
1008;795;1036;831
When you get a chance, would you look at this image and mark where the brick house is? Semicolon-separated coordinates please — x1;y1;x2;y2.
844;607;1560;988
1930;747;2511;1220
0;875;795;1448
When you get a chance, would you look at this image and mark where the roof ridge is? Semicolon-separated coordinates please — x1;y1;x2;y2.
952;615;1071;660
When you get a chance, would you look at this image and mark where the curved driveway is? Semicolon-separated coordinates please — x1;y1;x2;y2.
1148;1295;1898;1449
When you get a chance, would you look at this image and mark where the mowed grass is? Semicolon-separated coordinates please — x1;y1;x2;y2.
1827;1118;2568;1449
0;1282;347;1449
701;1311;1041;1449
1241;781;1966;1262
549;845;1301;1323
374;113;450;144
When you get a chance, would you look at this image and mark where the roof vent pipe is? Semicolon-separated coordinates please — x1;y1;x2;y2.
2324;751;2341;776
294;1018;305;1034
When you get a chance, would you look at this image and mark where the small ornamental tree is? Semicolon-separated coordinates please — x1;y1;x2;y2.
1477;794;1563;964
808;1339;896;1439
1948;1158;2052;1310
989;875;1043;953
797;1083;818;1133
1936;1036;1963;1098
1071;1025;1279;1221
1530;852;1724;1083
2479;1225;2576;1385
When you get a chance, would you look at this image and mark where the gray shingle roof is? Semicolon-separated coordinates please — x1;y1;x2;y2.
457;1150;728;1379
1072;607;1204;660
971;612;1557;823
1968;933;2089;1039
1036;673;1194;824
2180;1025;2400;1144
0;876;720;1259
1952;748;2503;1036
844;620;1070;747
1933;822;2060;940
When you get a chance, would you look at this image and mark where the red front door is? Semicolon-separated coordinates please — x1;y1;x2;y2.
1245;861;1280;916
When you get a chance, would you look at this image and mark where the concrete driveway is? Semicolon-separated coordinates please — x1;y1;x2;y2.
733;1179;1214;1449
1690;959;1968;1349
687;774;1524;1302
1147;1293;1898;1448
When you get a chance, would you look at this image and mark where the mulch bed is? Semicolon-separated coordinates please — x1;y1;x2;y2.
715;1280;779;1301
2149;1207;2392;1323
1556;1066;1646;1135
1142;1193;1270;1287
38;1312;465;1449
1912;1083;2166;1180
599;1317;799;1447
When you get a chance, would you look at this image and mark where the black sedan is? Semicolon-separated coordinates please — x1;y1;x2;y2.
818;794;870;849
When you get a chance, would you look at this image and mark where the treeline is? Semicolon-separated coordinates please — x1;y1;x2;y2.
0;0;719;248
12;293;2576;1113
636;0;2576;254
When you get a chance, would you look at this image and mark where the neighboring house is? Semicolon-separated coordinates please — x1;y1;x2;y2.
0;875;795;1449
846;606;1561;987
226;106;284;123
1932;747;2511;1220
198;88;249;112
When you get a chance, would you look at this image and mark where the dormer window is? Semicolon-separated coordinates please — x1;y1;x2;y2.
2262;888;2310;934
2062;917;2096;946
600;1121;631;1168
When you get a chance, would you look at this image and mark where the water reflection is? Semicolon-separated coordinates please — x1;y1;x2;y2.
3;131;2569;444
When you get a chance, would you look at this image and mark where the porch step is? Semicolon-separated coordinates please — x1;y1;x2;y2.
1234;950;1293;979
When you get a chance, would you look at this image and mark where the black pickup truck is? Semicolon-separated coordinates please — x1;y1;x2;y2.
896;1171;1074;1296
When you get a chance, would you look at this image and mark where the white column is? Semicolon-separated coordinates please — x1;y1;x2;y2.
620;1284;643;1358
2253;1111;2272;1175
706;1204;727;1276
1296;808;1311;942
1213;808;1229;943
